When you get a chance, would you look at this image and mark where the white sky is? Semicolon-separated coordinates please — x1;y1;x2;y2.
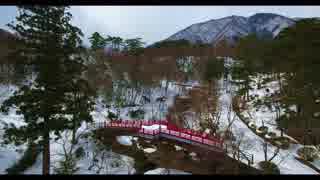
1;6;320;46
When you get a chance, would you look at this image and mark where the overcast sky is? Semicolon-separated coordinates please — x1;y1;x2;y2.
1;6;320;46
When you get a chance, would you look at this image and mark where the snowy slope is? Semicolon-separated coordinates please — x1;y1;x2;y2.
217;59;318;174
248;13;294;37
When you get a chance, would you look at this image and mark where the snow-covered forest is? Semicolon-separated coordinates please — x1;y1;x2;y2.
0;6;320;175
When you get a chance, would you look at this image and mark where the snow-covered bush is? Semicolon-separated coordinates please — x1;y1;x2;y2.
248;122;257;130
272;137;290;149
54;155;80;174
243;117;251;124
129;109;145;119
257;126;268;135
265;132;276;139
297;146;319;162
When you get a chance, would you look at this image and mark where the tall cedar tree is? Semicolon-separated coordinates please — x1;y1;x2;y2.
89;32;107;51
124;38;145;56
1;6;94;174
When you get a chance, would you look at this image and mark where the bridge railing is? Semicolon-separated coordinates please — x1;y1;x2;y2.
158;129;223;149
105;119;168;127
101;119;224;149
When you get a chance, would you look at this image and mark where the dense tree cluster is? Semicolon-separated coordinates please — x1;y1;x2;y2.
89;32;145;56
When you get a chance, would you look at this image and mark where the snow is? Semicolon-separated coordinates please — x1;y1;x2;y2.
144;168;191;175
174;145;183;151
311;159;320;171
143;148;157;154
116;136;133;146
141;125;167;131
204;128;211;134
0;143;26;174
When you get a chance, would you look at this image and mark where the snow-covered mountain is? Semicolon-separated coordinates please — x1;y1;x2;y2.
166;13;296;45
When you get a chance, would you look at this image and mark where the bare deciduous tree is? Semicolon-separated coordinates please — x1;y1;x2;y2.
260;140;280;163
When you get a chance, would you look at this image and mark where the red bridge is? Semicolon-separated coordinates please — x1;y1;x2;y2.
96;119;225;152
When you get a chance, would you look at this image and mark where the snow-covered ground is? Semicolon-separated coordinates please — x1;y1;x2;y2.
218;76;319;174
143;148;157;154
0;82;137;174
116;136;134;146
0;78;192;174
144;168;191;175
94;79;199;121
174;145;184;151
243;75;284;135
24;123;136;174
311;159;320;171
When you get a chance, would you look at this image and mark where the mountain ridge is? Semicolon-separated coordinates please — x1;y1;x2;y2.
164;13;304;45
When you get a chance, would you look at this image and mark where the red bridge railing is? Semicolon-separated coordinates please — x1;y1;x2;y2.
99;119;224;149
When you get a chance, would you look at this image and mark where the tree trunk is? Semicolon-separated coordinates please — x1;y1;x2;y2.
277;72;282;93
297;104;303;118
263;142;268;162
42;130;50;175
72;92;78;145
165;79;169;95
72;120;76;145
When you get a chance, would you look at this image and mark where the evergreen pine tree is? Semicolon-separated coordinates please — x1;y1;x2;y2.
89;32;107;51
1;6;94;174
